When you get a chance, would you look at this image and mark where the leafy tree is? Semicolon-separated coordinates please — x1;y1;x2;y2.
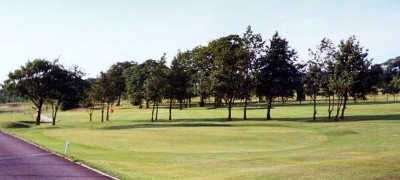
147;54;168;121
295;64;306;104
107;61;137;106
4;59;55;125
0;88;7;103
80;83;97;122
306;39;331;121
191;46;214;107
46;63;87;125
166;51;192;120
383;75;400;102
92;72;119;122
304;62;323;121
318;38;337;119
241;26;264;120
209;35;249;120
333;36;371;120
255;32;298;120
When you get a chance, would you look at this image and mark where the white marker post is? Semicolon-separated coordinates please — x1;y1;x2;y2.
64;141;70;155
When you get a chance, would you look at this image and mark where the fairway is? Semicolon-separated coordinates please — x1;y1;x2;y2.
1;103;400;179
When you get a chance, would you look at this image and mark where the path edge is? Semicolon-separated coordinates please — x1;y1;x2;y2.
0;130;120;180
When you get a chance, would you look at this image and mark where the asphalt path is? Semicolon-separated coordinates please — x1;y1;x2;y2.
0;131;113;180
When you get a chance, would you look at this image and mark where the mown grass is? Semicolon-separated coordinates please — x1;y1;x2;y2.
0;102;400;179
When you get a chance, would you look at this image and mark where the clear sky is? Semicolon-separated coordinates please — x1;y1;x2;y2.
0;0;399;82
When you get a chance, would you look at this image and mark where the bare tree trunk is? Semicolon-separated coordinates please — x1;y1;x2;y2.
328;94;334;119
200;96;205;107
169;99;172;121
179;99;183;110
387;95;389;104
340;93;348;120
101;103;105;123
106;104;110;121
312;95;317;121
188;97;191;108
51;101;61;126
155;103;159;121
228;99;232;121
243;98;248;120
335;97;343;121
266;97;272;120
146;100;150;109
35;99;44;126
89;108;93;122
151;103;155;122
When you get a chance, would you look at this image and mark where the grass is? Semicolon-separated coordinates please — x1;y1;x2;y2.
1;102;400;179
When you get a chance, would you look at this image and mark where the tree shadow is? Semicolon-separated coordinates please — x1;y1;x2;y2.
106;114;400;130
102;123;232;130
2;122;32;129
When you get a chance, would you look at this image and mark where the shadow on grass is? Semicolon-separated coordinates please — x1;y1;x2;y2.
2;122;32;129
103;123;232;130
103;114;400;130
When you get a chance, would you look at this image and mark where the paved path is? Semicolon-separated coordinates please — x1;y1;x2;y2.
0;131;113;180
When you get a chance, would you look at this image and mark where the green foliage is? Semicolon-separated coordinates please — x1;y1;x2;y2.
107;61;137;106
255;32;298;120
4;59;57;125
208;34;249;120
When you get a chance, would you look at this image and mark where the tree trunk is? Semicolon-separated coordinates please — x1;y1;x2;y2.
35;99;43;126
266;97;272;120
313;95;317;121
340;93;348;120
227;100;232;121
146;100;150;109
101;103;105;123
51;102;60;126
200;96;205;107
327;95;333;119
106;104;110;121
188;97;191;108
151;103;155;122
116;95;121;106
243;98;248;120
155;103;159;121
89;108;93;122
169;99;172;121
179;99;183;110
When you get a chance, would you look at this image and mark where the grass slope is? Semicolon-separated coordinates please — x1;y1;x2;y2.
1;103;400;179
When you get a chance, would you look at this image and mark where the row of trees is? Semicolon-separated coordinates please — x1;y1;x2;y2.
88;26;396;122
3;26;400;125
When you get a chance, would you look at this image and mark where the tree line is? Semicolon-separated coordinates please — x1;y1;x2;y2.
3;26;400;125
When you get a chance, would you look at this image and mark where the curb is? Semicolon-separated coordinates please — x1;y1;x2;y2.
0;130;120;180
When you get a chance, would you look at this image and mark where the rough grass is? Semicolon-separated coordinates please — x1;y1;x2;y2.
0;102;400;179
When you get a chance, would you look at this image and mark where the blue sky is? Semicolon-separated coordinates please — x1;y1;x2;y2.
0;0;399;81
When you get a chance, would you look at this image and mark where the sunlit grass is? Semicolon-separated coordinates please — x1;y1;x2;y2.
1;101;400;179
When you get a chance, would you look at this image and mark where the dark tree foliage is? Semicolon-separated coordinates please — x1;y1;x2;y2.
108;61;137;106
241;26;264;120
166;51;192;120
191;46;214;107
147;54;169;121
209;35;249;120
4;59;56;125
92;72;119;122
47;64;87;125
255;32;298;120
60;67;90;111
333;36;371;120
